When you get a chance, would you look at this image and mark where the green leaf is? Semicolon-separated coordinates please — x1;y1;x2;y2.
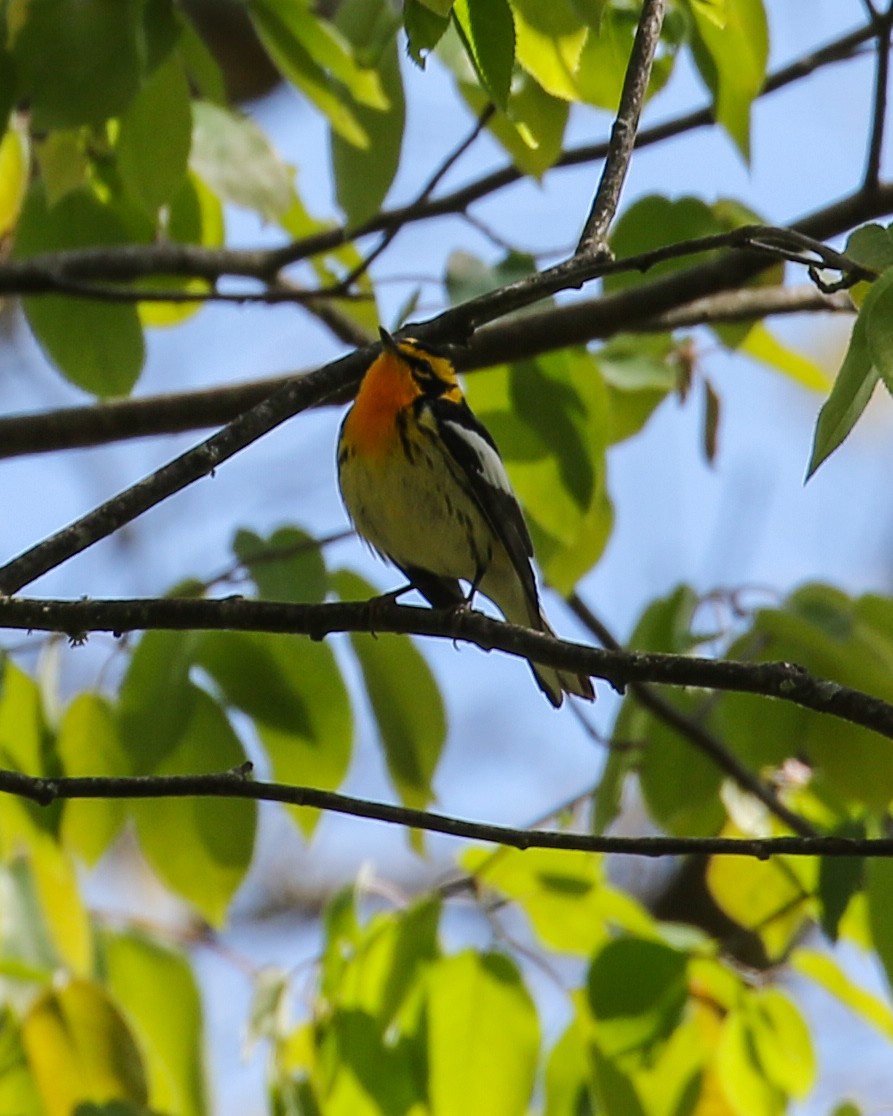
0;859;61;979
333;570;446;810
576;4;678;110
845;222;893;273
426;951;539;1116
330;0;405;226
707;854;812;963
195;630;352;835
58;696;129;865
792;948;893;1041
116;51;192;215
117;630;198;773
12;0;145;128
12;184;145;394
21;980;148;1115
715;1007;784;1116
509;0;587;101
174;8;227;105
863;269;893;395
685;0;768;160
33;129;88;208
543;1014;592;1116
190;100;297;222
453;0;514;109
747;988;815;1099
248;0;385;145
233;526;328;604
867;856;893;997
404;0;451;67
806;295;880;478
131;685;255;926
598;334;679;445
587;938;688;1061
101;930;208;1116
817;821;865;942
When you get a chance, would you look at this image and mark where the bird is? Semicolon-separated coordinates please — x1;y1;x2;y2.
337;327;595;707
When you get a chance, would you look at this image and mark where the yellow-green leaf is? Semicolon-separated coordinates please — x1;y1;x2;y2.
0;120;27;237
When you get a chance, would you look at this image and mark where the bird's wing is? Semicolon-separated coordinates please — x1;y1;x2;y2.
426;396;540;611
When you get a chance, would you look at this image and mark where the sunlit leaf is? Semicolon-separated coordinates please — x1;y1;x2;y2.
792;948;893;1041
331;0;405;226
0;120;27;237
0;1007;42;1116
426;951;539;1116
510;0;587;101
101;929;208;1116
22;980;148;1116
686;0;768;160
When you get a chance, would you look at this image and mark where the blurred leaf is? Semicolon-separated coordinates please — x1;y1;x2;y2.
510;0;587;101
116;51;192;215
686;0;768;160
735;322;832;392
544;1014;592;1116
426;951;539;1116
101;930;208;1116
702;377;720;464
0;661;57;851
717;586;893;807
845;222;893;273
331;0;405;226
792;948;893;1041
404;0;451;67
599;333;678;445
748;987;814;1099
0;858;60;979
22;980;148;1116
817;820;865;942
34;129;88;208
233;526;328;603
191;100;296;221
595;586;701;834
715;1007;784;1116
0;1008;42;1116
117;630;198;773
863;268;893;397
334;570;445;810
195;630;352;835
320;1009;425;1113
453;0;514;109
248;0;383;145
0;120;27;237
12;0;144;128
27;833;93;976
131;686;255;926
707;853;812;963
587;938;688;1061
137;171;224;327
867;856;893;997
576;4;678;110
175;7;227;104
13;184;145;395
58;695;129;865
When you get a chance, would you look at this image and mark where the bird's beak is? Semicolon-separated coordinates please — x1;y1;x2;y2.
378;326;400;354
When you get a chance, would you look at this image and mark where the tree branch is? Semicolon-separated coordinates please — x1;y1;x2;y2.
0;762;888;859
863;1;893;188
577;0;667;255
3;596;893;743
0;284;850;460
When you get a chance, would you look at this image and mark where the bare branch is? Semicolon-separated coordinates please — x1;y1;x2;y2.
863;3;893;187
577;0;667;255
0;762;890;858
3;595;893;744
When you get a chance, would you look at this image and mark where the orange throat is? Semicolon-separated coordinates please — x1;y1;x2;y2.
343;353;416;461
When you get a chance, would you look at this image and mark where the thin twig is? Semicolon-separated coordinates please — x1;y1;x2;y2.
863;2;893;187
0;763;888;860
577;0;667;255
567;593;817;838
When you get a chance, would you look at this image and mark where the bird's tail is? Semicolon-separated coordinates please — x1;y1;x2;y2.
528;607;596;707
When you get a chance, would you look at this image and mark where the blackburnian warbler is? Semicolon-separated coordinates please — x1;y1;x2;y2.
337;328;595;707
